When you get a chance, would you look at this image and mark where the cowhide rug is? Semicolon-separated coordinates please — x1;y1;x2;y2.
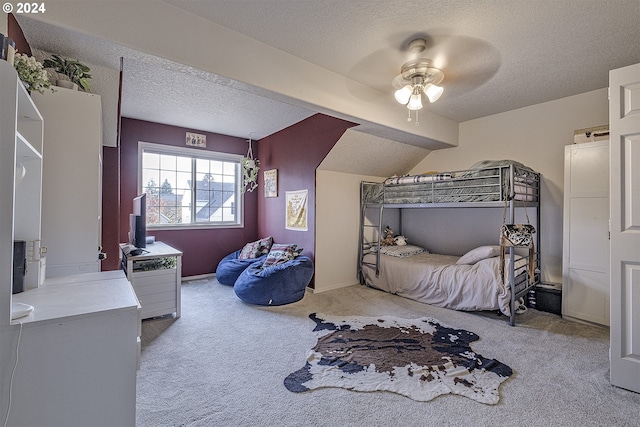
284;313;512;404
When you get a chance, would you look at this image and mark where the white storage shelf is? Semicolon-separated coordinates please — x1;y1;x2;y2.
1;61;140;426
0;59;44;326
120;241;182;319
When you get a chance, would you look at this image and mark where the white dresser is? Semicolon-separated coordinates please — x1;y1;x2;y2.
2;271;140;427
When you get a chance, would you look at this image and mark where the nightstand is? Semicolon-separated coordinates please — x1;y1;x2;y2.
120;242;182;319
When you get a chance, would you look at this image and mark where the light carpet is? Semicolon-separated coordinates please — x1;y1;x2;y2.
137;279;640;426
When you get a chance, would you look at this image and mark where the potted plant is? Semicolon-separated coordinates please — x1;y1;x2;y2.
43;54;92;91
13;53;52;94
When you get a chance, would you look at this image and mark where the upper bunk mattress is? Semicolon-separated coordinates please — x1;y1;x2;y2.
363;160;539;205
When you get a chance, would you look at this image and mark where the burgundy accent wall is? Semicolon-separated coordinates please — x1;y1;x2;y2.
116;118;259;277
257;114;356;277
101;146;120;271
7;14;32;56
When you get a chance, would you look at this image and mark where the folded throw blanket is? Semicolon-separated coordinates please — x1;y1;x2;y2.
384;173;453;185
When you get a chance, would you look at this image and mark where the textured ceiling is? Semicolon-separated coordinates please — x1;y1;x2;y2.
164;0;640;122
14;16;316;140
120;58;315;140
14;0;640;148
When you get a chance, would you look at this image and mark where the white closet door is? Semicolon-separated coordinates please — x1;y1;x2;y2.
609;62;640;393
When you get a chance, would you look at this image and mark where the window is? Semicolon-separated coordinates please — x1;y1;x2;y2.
138;142;243;228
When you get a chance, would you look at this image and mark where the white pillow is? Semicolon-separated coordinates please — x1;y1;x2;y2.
456;245;501;265
379;244;425;258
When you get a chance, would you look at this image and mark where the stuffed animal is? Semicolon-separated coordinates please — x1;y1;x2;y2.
394;235;408;246
380;226;395;246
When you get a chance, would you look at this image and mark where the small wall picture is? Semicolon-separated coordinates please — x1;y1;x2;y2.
186;132;206;148
264;169;278;198
286;189;308;231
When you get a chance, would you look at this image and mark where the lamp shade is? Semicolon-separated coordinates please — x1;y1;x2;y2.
407;93;423;110
394;85;412;104
425;84;444;103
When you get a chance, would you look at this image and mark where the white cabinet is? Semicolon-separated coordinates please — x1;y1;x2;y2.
562;140;610;326
120;241;182;319
32;87;102;277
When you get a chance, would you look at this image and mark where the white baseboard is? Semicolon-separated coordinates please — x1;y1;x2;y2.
182;273;216;282
307;280;359;293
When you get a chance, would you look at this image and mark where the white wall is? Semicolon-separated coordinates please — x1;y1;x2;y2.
410;88;609;283
402;207;537;256
315;170;386;292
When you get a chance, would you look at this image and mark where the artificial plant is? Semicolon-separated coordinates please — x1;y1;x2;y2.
43;54;92;91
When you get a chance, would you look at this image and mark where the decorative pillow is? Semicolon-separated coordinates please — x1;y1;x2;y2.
379;244;425;258
258;236;274;254
456;245;501;265
262;244;301;267
238;236;274;260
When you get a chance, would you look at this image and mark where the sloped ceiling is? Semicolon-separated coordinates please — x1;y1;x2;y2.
319;129;430;177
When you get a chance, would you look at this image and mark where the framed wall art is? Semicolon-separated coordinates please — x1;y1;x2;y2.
264;169;278;197
186;132;206;148
285;189;308;231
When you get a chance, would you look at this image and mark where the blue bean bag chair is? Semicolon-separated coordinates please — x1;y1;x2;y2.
215;250;267;286
234;256;314;305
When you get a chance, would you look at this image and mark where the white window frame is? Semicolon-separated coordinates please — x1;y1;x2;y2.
138;141;244;230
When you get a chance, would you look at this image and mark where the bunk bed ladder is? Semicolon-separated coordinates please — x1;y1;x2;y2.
505;163;541;326
358;204;383;282
358;182;383;283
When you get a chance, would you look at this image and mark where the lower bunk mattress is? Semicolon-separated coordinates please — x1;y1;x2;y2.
361;252;528;316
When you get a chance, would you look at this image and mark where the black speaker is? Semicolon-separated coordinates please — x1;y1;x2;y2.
13;240;26;294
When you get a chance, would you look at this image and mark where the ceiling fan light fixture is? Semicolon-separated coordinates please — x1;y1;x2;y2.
394;85;413;105
407;93;423;110
391;39;446;124
425;83;444;103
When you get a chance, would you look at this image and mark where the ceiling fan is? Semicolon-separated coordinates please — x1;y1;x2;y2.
391;38;445;124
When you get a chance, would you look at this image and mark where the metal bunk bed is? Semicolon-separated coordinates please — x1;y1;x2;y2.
358;161;541;326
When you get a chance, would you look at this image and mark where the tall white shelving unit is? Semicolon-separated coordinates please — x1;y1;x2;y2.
0;59;44;326
0;61;140;426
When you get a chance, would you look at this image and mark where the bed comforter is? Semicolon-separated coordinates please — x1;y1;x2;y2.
361;252;526;316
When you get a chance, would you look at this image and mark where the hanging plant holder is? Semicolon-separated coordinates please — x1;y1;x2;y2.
242;134;259;192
